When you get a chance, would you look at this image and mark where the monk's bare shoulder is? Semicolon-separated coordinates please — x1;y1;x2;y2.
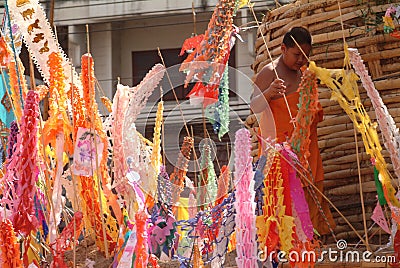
253;63;275;94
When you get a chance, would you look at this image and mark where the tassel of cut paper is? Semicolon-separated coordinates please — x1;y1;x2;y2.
125;64;165;122
308;45;399;209
81;54;121;225
121;64;165;203
290;68;321;170
0;219;22;268
282;148;313;241
43;52;72;152
279;216;294;253
206;145;218;205
158;165;172;207
75;53;119;254
170;136;194;207
134;210;149;268
147;101;164;207
276;151;294;253
209;66;230;140
11;90;40;236
44;52;73;244
180;0;240;106
215;165;230;206
198;144;210;208
1;15;22;57
50;212;84;268
111;84;130;195
234;128;257;268
256;150;285;255
349;48;400;183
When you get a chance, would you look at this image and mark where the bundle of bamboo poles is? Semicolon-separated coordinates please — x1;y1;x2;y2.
248;0;400;244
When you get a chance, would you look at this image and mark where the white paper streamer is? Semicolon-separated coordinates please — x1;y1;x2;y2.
7;0;82;92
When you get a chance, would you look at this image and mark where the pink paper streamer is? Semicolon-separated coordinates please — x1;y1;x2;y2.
282;149;313;241
111;84;130;194
371;201;390;234
10;90;40;235
234;128;257;268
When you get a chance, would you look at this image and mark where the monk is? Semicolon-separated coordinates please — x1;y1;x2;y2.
250;27;335;236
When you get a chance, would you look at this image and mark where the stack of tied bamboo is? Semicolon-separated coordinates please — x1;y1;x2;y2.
248;0;400;243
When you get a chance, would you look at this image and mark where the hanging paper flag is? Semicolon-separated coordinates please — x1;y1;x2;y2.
1;10;23;57
72;127;104;177
7;0;82;92
371;201;390;234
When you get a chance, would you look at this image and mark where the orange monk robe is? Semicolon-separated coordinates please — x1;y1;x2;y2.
259;91;336;236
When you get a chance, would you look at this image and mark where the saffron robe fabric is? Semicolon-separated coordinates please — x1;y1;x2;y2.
259;91;335;235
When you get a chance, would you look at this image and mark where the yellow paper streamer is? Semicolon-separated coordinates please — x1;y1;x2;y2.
308;43;399;207
148;101;164;205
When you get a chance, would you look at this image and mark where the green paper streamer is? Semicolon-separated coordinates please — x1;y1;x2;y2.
197;144;218;206
217;67;230;140
374;167;387;206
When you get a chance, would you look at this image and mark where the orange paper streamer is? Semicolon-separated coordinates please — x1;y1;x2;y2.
0;219;22;268
74;53;120;254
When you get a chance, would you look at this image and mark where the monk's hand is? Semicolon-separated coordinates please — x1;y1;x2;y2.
264;79;286;101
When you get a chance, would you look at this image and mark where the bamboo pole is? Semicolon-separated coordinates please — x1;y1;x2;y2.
353;122;369;249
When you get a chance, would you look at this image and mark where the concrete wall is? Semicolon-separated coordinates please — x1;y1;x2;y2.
53;0;272;26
